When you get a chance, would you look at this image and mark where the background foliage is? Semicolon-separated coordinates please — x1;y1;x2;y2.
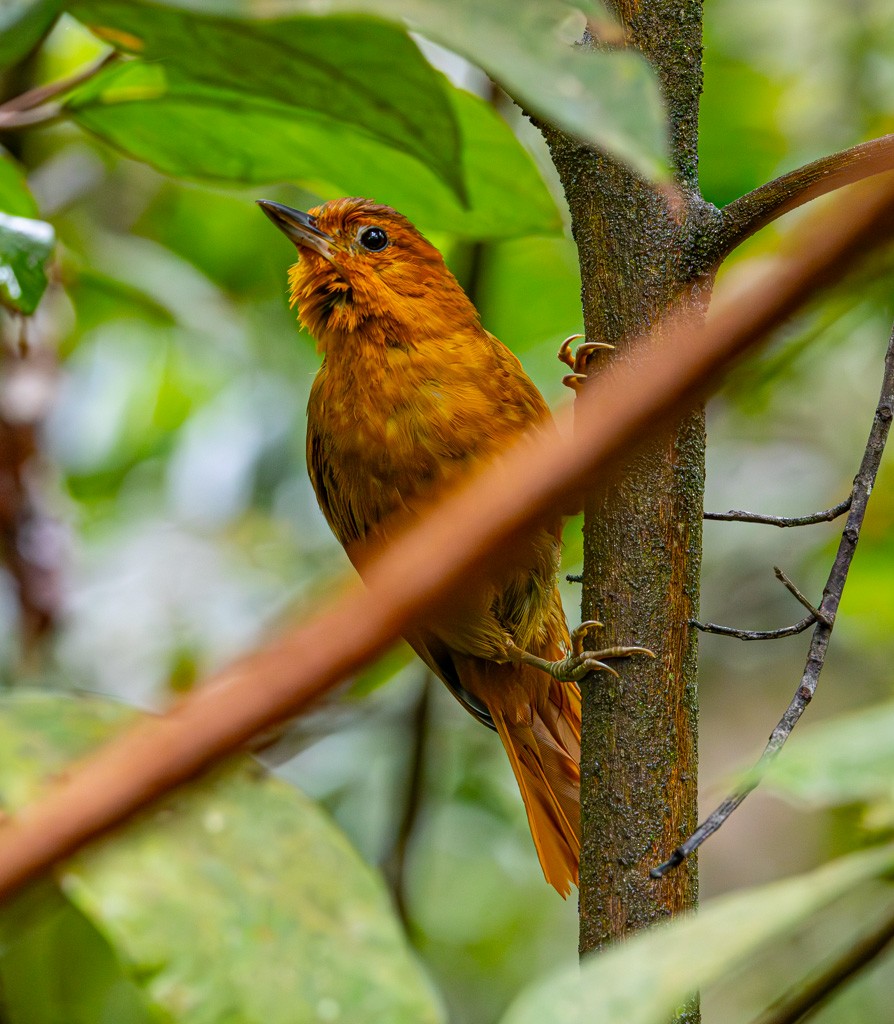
1;1;893;1022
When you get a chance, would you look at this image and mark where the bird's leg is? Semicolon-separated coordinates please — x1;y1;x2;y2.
557;334;614;393
508;620;654;683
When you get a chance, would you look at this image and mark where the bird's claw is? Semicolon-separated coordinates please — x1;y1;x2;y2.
508;621;654;683
558;334;614;391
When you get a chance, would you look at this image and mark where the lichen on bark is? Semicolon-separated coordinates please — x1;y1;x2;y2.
540;3;722;1009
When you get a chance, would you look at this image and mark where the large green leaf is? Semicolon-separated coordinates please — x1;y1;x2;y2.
68;0;467;203
0;693;445;1024
0;0;60;71
63;60;559;238
98;0;669;179
0;211;55;314
0;155;39;217
499;845;894;1024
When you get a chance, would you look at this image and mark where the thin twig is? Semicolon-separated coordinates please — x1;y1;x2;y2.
689;615;816;642
652;321;894;878
0;104;63;130
689;566;825;641
384;672;432;931
704;498;852;527
0;172;890;903
0;51;117;114
717;134;894;258
773;566;830;626
750;906;894;1024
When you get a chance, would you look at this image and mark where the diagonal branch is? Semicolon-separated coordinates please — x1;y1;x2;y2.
0;174;893;903
652;317;894;878
0;52;119;131
717;136;894;259
751;905;894;1024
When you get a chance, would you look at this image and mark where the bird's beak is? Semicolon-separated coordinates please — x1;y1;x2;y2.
256;200;334;259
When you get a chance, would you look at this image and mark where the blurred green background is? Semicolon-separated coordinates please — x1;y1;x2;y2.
2;1;894;1021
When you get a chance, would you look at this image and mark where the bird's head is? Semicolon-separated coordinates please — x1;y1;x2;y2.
257;197;478;350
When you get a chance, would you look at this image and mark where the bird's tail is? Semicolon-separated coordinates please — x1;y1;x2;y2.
491;668;581;898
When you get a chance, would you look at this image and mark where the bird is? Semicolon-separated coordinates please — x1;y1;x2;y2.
258;196;650;896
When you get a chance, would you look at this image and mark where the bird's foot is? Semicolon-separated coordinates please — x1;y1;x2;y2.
557;334;614;393
509;621;654;683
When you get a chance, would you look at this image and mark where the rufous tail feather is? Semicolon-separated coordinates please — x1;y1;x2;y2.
491;671;581;897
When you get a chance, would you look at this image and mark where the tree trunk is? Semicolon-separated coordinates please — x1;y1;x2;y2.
541;0;720;998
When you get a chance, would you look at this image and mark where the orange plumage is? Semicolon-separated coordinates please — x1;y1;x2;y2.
260;196;584;895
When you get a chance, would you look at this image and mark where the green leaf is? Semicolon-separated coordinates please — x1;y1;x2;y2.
0;693;445;1024
761;699;894;808
367;0;670;180
103;0;670;180
0;211;55;314
0;155;39;217
63;60;559;238
499;845;894;1024
0;0;60;72
68;0;467;204
63;264;177;333
0;882;156;1024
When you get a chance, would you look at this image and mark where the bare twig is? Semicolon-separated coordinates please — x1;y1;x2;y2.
689;566;825;641
773;567;829;626
0;51;118;131
0;174;892;902
0;51;116;114
652;319;894;879
689;615;816;642
704;498;852;527
751;906;894;1024
384;672;432;930
0;104;63;130
717;135;894;258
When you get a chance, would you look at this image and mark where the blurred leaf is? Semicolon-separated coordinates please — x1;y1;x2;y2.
361;0;670;180
0;0;60;71
499;845;894;1024
0;882;156;1024
63;264;177;333
63;61;558;238
475;235;583;401
699;55;787;209
68;0;468;203
104;0;670;179
0;692;445;1024
0;210;54;314
0;155;39;217
761;699;894;808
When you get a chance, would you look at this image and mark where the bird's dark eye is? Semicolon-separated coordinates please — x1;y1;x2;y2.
358;226;388;252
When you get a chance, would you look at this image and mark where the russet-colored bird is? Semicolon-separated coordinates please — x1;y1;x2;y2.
258;196;649;896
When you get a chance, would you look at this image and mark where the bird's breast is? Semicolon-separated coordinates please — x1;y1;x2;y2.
307;335;520;542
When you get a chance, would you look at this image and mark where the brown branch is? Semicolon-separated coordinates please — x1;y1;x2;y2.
717;134;894;259
689;566;826;642
0;51;116;114
384;672;432;930
704;498;852;527
653;314;894;878
0;173;893;902
0;51;118;131
751;907;894;1024
689;615;815;642
773;567;829;626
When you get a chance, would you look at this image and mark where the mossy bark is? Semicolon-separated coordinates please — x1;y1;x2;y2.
541;1;722;1008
